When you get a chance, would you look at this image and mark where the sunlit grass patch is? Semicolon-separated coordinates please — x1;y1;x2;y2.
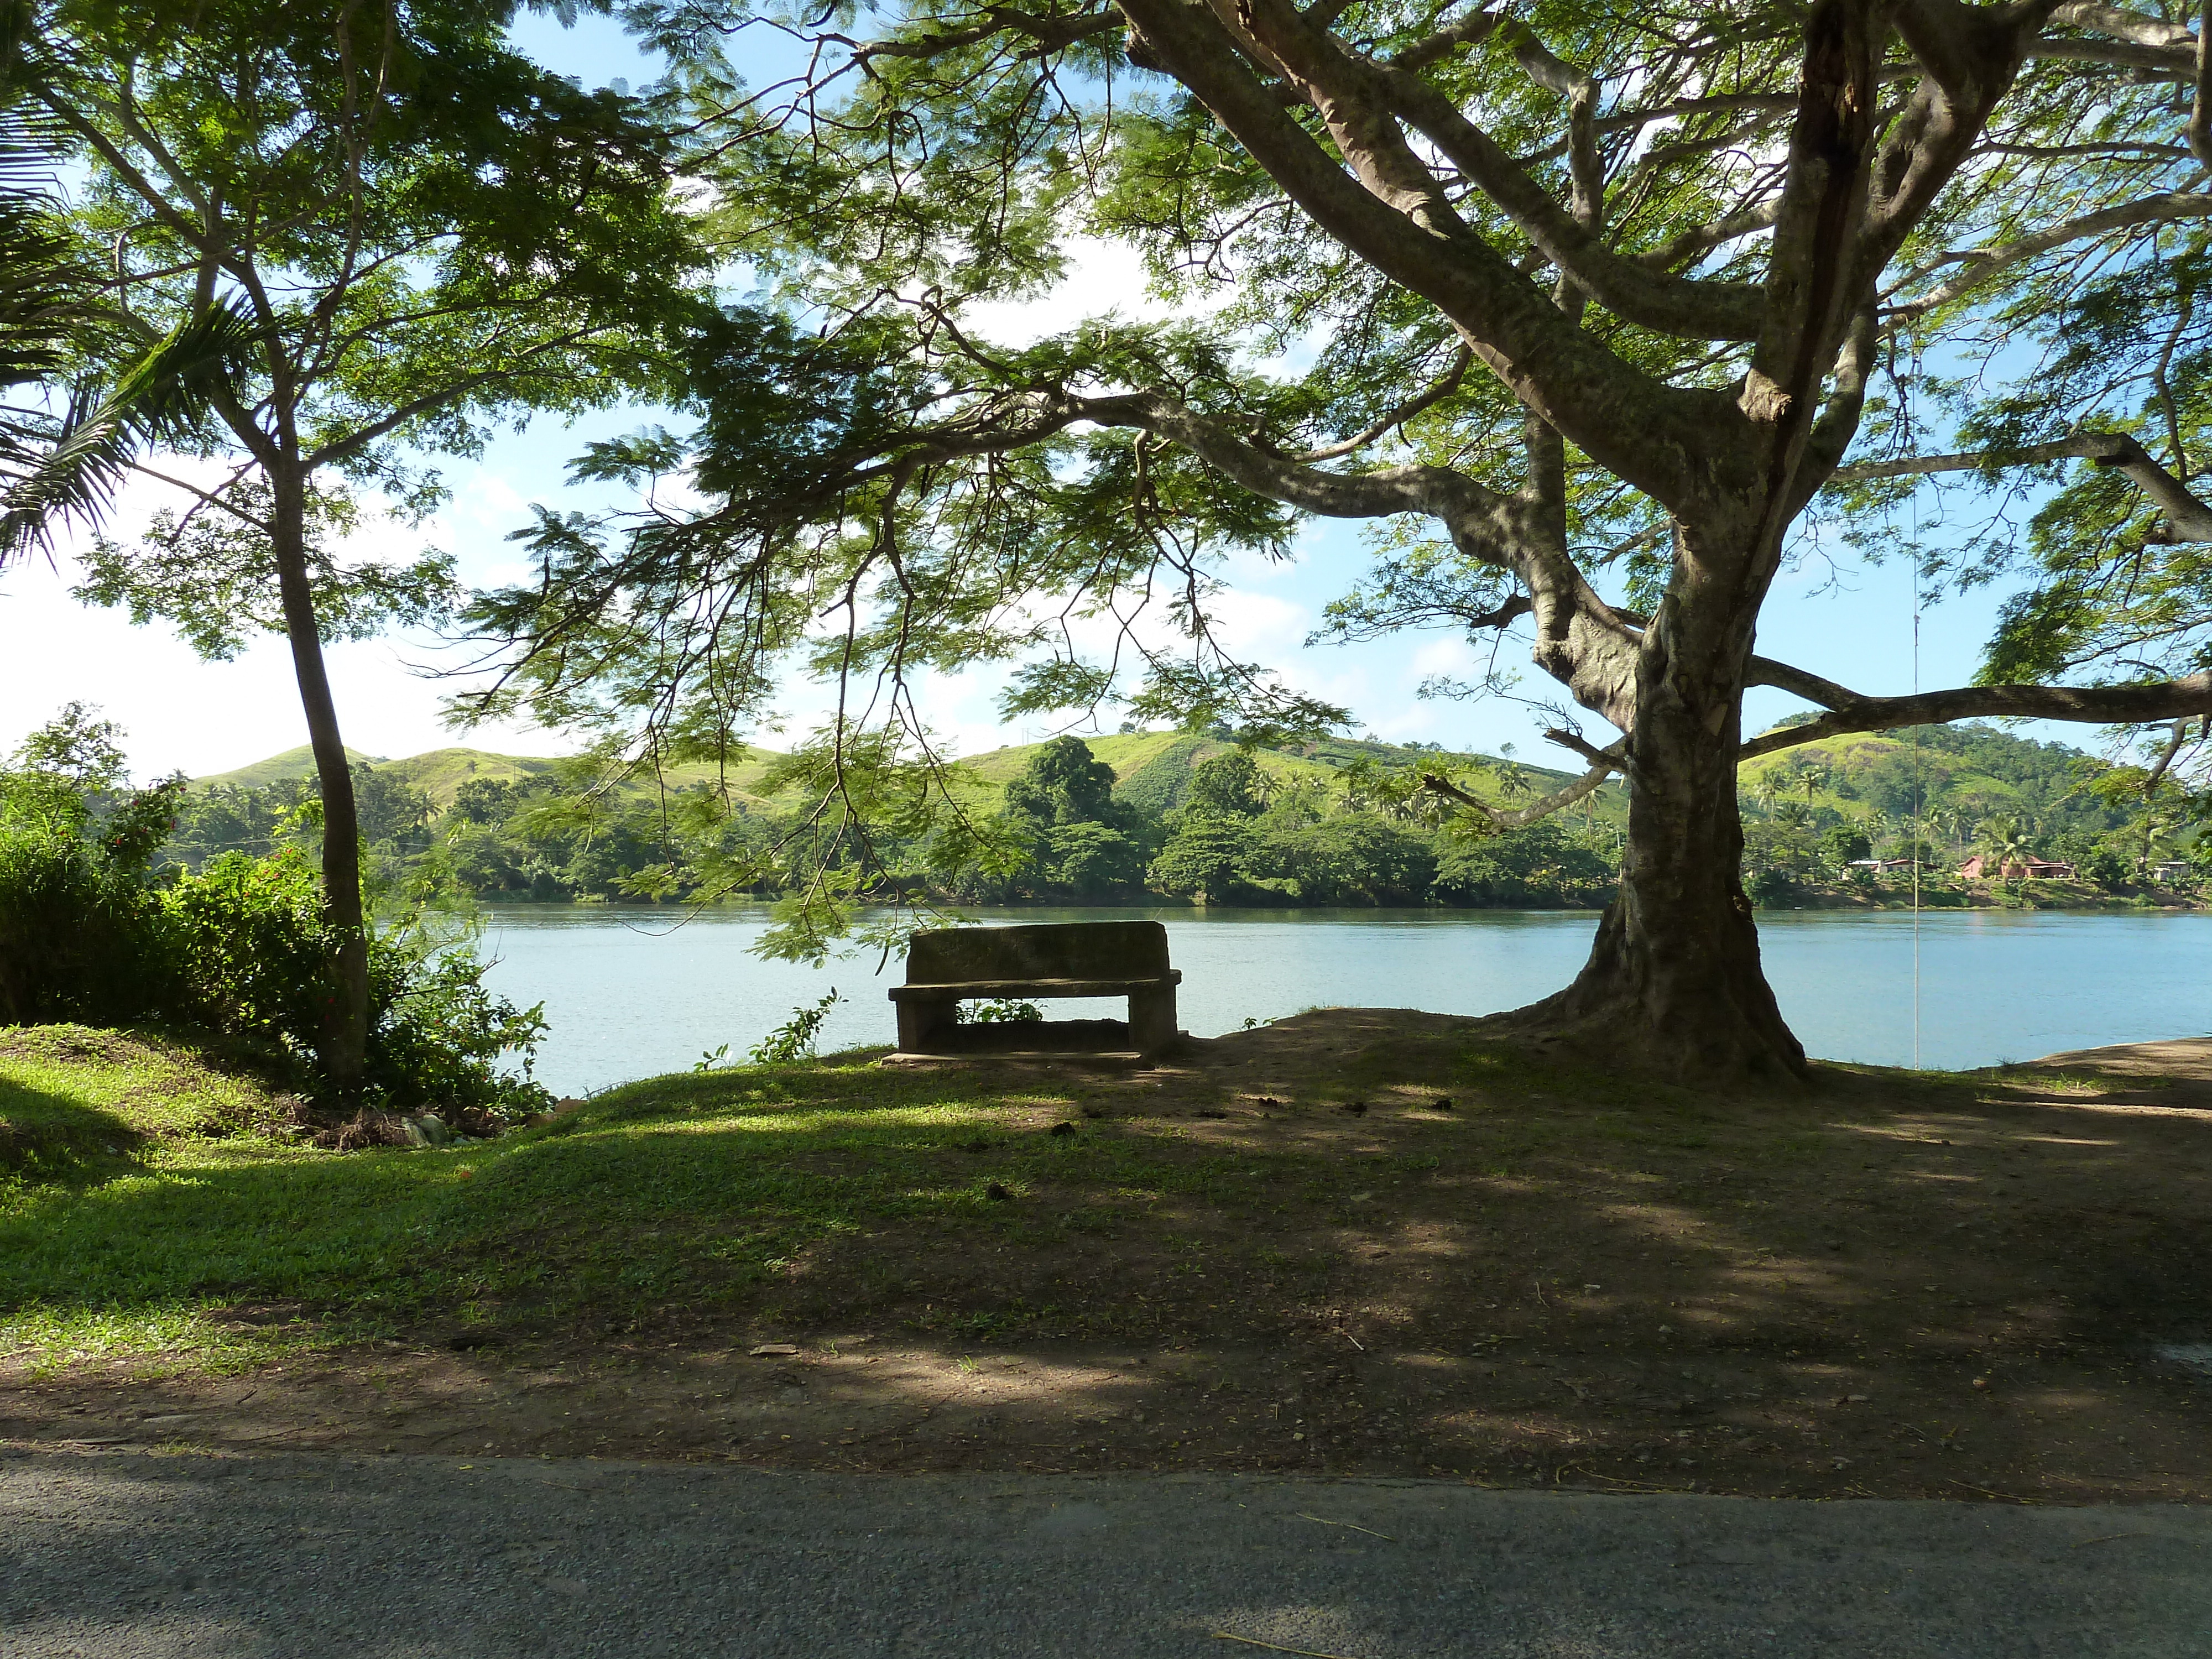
1;1300;358;1380
0;1024;286;1175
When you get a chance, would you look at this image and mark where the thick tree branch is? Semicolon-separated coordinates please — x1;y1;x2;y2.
1741;671;2212;759
1890;190;2212;317
1828;430;2212;540
1371;62;1770;340
1386;8;1501;72
1113;0;1717;507
1747;655;1866;709
842;6;1119;63
1632;200;1783;271
2048;2;2193;50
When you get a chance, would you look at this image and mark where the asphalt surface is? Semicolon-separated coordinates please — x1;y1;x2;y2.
3;1448;2207;1657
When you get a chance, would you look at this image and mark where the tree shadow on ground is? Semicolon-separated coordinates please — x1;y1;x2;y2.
5;1010;2211;1503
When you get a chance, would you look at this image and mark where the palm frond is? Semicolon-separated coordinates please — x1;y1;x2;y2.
0;301;258;564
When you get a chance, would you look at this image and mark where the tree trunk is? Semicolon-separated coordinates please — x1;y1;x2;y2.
268;458;371;1102
1515;569;1809;1086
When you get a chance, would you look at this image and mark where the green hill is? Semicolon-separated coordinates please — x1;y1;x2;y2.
190;744;379;791
192;743;786;810
194;732;1608;821
193;722;2112;834
949;729;1603;818
1739;722;2122;836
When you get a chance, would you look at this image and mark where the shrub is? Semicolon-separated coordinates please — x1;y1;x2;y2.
0;822;176;1024
0;766;184;1025
160;849;551;1119
1;735;550;1121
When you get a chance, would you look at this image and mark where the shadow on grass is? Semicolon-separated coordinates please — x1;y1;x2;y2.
6;1019;2212;1499
0;1071;145;1177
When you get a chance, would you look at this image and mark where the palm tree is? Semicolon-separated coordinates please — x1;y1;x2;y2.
2139;807;2182;877
1976;818;2034;879
0;74;248;561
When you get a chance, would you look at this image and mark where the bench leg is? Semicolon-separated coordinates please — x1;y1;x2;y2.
896;997;955;1053
1127;984;1178;1058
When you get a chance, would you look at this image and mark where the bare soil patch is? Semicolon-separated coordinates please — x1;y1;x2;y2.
7;1010;2211;1501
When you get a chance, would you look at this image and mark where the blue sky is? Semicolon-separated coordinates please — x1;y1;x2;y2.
0;12;2047;781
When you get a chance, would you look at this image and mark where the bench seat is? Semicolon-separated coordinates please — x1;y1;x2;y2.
889;972;1180;1002
888;921;1182;1058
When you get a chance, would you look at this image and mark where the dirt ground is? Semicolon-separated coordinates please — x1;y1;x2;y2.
7;1010;2211;1503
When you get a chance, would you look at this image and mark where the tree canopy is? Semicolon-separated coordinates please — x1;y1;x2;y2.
444;0;2212;1078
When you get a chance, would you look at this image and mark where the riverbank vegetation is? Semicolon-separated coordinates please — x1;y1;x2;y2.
0;710;551;1121
4;1009;2209;1502
166;719;2206;916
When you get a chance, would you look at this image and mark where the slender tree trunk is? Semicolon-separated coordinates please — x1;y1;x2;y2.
267;456;371;1101
1516;537;1809;1085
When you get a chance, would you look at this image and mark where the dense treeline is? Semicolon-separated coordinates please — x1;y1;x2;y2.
173;737;1626;911
163;723;2204;915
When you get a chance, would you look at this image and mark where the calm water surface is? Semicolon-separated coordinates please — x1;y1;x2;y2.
477;905;2212;1095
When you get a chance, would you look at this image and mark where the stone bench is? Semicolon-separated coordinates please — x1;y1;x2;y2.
887;921;1182;1060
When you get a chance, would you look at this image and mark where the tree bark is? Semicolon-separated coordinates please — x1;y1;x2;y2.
267;456;371;1101
1511;534;1808;1084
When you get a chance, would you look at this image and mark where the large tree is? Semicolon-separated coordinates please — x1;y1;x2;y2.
15;0;706;1096
471;0;2212;1082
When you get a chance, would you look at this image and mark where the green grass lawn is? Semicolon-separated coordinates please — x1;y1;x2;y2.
2;1036;1284;1373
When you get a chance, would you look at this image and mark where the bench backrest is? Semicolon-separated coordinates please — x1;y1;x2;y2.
905;920;1171;985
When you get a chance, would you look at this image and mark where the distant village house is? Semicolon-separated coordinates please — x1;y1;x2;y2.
1957;854;2075;881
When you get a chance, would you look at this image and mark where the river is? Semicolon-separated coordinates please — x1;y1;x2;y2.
473;905;2212;1095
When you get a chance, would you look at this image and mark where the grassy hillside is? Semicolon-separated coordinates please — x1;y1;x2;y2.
193;732;1607;819
1739;721;2122;835
191;744;378;791
191;744;786;811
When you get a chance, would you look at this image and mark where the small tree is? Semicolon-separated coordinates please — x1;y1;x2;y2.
23;0;705;1096
1185;749;1266;817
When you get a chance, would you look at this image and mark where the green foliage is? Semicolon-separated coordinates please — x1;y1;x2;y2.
1183;750;1266;818
1259;816;1437;905
959;999;1044;1024
991;738;1149;900
1433;820;1614;906
0;712;549;1115
0;709;184;1024
1147;812;1260;902
1003;735;1120;828
1819;825;1872;868
748;990;843;1065
76;480;461;661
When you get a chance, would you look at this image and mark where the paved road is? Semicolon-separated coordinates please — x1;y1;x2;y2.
3;1448;2206;1657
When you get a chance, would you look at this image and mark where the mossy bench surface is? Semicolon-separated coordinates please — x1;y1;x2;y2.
891;921;1180;994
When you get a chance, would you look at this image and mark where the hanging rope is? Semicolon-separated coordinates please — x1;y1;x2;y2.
1911;482;1923;1069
